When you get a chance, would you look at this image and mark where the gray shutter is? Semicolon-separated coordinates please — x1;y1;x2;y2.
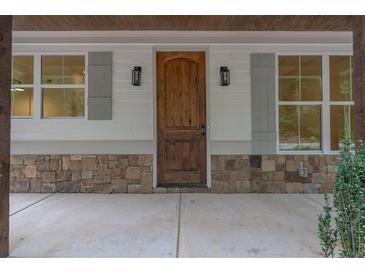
250;54;277;154
88;52;113;120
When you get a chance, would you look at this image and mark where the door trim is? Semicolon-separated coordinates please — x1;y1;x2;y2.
152;46;211;188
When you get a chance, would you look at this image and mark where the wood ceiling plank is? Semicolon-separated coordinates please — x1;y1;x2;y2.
12;16;353;31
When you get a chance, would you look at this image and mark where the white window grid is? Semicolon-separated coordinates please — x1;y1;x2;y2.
276;53;354;155
40;53;87;119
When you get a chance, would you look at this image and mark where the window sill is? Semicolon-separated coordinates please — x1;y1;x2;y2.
41;116;87;120
11;116;34;119
277;150;339;155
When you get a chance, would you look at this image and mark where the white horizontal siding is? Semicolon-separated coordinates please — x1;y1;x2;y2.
209;46;251;141
113;91;153;101
114;79;152;90
11;118;152;141
11;37;353;154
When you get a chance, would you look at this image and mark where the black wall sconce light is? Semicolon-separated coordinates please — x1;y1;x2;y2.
132;66;142;86
220;66;230;86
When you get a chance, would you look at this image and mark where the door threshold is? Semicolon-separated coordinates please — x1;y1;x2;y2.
157;183;208;188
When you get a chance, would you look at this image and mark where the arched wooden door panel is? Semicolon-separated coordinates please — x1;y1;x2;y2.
157;52;206;186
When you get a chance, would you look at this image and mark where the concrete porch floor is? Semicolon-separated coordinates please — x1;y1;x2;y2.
9;193;326;258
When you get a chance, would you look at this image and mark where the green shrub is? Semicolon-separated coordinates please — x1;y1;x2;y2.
318;193;337;257
318;138;365;258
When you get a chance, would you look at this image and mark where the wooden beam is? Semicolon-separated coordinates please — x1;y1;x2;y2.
12;15;353;31
0;15;12;258
353;16;365;142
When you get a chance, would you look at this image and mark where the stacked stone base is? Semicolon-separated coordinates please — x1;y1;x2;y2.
10;154;153;193
10;154;337;194
211;155;337;193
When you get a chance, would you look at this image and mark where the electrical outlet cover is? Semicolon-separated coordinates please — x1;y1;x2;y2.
299;167;308;177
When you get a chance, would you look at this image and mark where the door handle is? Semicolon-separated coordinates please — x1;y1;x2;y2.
201;132;205;136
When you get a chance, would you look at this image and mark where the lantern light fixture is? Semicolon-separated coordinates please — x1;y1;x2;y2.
132;66;142;86
220;66;230;86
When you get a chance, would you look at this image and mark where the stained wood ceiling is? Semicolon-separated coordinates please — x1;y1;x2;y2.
13;16;354;31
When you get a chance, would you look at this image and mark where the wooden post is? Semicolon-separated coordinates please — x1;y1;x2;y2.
0;15;12;258
353;16;365;142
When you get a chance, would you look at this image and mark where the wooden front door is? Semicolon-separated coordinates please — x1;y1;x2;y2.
157;52;206;186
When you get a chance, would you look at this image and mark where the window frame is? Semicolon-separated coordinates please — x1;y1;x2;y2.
40;52;88;119
275;52;354;155
329;55;355;152
11;53;36;119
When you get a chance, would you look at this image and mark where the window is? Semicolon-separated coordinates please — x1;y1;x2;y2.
278;56;322;151
278;54;355;153
41;55;85;117
329;56;355;150
11;56;34;117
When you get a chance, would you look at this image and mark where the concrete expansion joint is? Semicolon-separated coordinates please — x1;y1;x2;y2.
10;193;55;216
301;194;326;208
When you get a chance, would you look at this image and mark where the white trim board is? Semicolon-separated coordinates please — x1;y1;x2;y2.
11;140;252;155
13;31;353;45
210;141;252;155
11;141;155;155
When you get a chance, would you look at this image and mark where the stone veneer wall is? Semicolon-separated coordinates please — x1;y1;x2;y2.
10;155;153;193
10;154;337;194
211;155;337;193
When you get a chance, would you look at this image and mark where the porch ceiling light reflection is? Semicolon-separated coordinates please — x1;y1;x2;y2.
11;88;25;92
